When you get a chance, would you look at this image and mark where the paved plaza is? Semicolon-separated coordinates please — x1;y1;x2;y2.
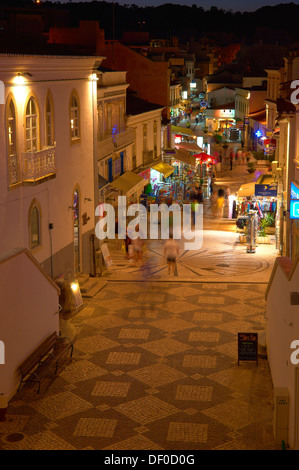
0;165;279;450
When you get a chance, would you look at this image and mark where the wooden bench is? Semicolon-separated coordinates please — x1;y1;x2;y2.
18;332;73;394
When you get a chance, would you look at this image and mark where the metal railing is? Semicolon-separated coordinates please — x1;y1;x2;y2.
21;145;56;183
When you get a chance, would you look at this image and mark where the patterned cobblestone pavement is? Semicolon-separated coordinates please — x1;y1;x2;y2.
0;281;277;450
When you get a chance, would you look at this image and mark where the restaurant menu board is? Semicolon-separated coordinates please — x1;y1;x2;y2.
238;333;258;366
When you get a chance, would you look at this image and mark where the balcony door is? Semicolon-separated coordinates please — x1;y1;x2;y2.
25;97;38;152
73;189;81;274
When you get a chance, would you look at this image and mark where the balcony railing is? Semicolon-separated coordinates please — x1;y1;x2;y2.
98;128;135;160
8;154;20;186
21;145;56;183
143;150;154;165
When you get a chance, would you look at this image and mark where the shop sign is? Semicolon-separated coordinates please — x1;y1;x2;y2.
290;200;299;219
139;168;150;180
101;243;113;270
200;100;208;108
255;184;277;197
291;182;299;200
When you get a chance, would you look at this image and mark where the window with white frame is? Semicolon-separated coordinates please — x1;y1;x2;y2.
70;93;80;139
25;97;38;152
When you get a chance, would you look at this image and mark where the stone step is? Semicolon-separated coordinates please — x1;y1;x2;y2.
81;278;108;298
76;274;90;286
78;277;98;293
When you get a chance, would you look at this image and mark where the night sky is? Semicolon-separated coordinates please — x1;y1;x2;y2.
58;0;299;13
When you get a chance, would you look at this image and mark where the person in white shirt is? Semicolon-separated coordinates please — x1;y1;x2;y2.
164;235;179;275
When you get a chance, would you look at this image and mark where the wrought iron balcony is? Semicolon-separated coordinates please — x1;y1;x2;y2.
8;154;21;186
21;145;56;184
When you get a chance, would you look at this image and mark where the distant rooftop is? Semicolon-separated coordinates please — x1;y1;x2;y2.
126;93;164;116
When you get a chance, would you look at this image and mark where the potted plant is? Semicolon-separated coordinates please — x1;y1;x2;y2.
257;216;272;244
247;162;256;174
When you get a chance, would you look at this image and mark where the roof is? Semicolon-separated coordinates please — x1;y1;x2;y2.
277;98;296;115
248;108;266;123
265;256;299;300
0;32;98;56
126;94;164;116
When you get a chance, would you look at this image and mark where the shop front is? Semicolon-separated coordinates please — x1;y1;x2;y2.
110;171;147;206
236;182;278;247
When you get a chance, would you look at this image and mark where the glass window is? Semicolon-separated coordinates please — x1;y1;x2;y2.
46;95;54;147
26;97;38;152
29;204;40;249
7;98;18;186
70;94;80;139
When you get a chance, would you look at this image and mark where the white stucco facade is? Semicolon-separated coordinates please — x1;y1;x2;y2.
0;54;104;278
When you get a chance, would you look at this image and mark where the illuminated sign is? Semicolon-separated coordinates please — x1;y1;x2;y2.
255;184;277;197
182;91;188;100
290;200;299;219
291;182;299;200
255;130;262;138
219;109;235;118
190;82;196;88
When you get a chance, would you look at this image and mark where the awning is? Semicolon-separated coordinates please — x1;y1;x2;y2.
171;125;197;137
236;183;255;198
151;162;174;178
174;149;197;167
175;142;203;152
110;171;146;197
98;174;109;190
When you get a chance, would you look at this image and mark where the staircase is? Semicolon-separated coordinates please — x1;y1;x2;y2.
76;274;107;298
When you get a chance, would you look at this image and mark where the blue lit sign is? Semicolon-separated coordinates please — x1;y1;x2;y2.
290;200;299;219
255;184;277;197
291;182;299;200
255;130;262;138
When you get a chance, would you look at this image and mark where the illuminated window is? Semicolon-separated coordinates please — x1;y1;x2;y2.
46;93;54;147
70;93;80;139
25;97;38;152
6;97;19;186
29;202;40;249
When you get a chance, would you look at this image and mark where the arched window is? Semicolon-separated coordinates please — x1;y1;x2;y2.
29;202;40;249
70;92;80;140
25;96;38;152
6;97;18;186
46;93;54;147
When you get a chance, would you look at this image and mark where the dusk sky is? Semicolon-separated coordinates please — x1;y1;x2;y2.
58;0;299;13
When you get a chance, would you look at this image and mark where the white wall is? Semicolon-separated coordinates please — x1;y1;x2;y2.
266;256;299;448
0;249;59;398
0;55;99;276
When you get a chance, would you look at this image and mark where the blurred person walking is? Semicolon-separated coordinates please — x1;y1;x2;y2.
164;234;179;275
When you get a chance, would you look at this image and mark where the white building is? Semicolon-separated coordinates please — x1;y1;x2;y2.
0;53;103;279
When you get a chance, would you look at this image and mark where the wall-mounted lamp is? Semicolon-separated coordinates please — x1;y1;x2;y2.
90;73;99;82
13;72;33;85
